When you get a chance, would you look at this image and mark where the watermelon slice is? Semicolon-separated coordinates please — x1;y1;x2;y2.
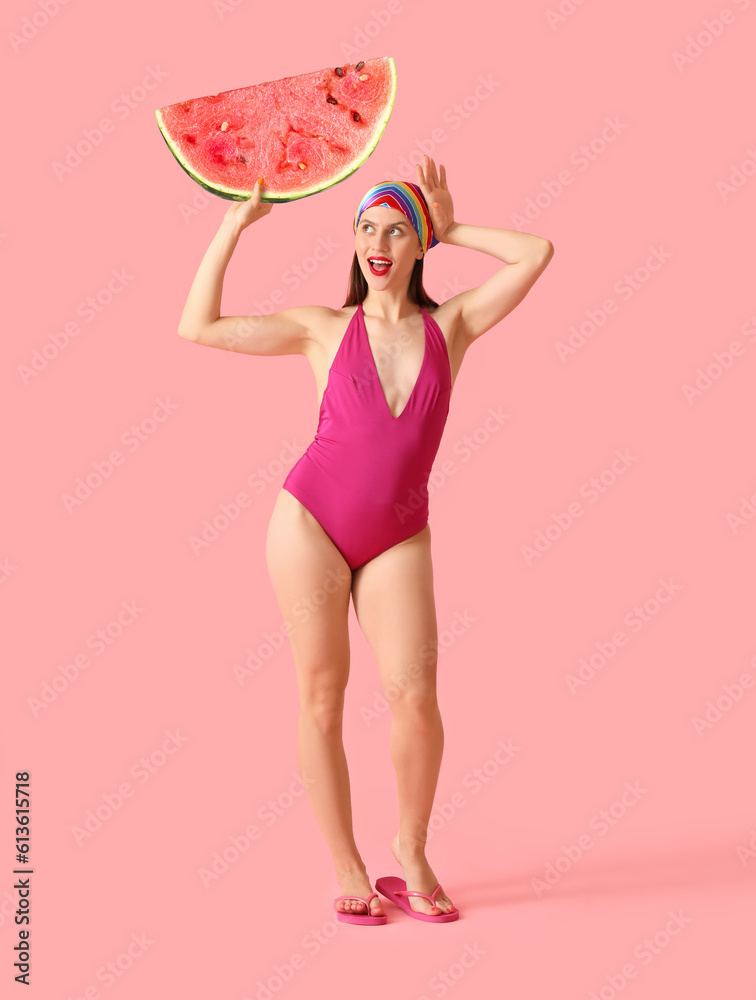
155;57;397;202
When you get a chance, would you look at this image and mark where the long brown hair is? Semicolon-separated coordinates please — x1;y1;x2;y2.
342;252;439;309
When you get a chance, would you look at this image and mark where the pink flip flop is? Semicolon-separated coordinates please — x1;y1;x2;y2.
333;891;387;924
375;876;460;922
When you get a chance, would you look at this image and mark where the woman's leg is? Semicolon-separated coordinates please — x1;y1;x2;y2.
350;524;455;915
265;489;384;917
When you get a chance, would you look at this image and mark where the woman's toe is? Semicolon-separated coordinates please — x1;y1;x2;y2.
411;898;437;915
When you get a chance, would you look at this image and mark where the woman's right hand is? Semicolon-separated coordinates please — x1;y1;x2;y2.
223;178;273;232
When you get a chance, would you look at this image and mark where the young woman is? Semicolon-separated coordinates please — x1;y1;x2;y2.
178;155;553;924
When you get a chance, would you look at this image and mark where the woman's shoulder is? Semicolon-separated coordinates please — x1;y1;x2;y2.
295;303;356;329
297;304;358;350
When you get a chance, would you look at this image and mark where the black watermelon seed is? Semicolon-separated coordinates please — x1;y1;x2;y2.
352;111;361;122
326;96;338;104
237;155;247;163
335;67;344;77
356;61;364;71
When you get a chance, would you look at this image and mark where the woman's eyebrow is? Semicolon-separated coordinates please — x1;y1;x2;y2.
360;217;409;227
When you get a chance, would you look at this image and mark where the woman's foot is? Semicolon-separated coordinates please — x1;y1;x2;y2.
334;866;385;917
391;833;455;915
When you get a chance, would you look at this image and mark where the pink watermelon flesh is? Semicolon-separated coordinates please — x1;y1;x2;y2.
155;57;397;202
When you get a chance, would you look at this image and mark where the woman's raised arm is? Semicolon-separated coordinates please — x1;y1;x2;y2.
177;179;317;357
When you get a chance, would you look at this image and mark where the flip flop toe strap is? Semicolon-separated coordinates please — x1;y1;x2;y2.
396;884;444;908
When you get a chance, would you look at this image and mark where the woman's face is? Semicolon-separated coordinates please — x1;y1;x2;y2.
354;205;423;286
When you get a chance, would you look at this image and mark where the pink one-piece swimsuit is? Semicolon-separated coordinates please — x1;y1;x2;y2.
282;302;452;571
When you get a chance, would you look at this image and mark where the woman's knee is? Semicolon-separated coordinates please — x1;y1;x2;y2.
299;682;347;733
386;678;439;718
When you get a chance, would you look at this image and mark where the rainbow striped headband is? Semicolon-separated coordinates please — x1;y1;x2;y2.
353;181;439;255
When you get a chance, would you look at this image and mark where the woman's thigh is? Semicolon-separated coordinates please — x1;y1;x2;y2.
350;525;439;697
266;489;353;698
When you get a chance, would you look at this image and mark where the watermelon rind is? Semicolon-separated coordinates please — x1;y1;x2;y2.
155;58;397;203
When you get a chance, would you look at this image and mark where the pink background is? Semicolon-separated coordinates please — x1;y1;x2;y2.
4;0;755;996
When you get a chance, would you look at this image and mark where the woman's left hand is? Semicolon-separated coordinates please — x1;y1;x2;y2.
416;154;455;243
